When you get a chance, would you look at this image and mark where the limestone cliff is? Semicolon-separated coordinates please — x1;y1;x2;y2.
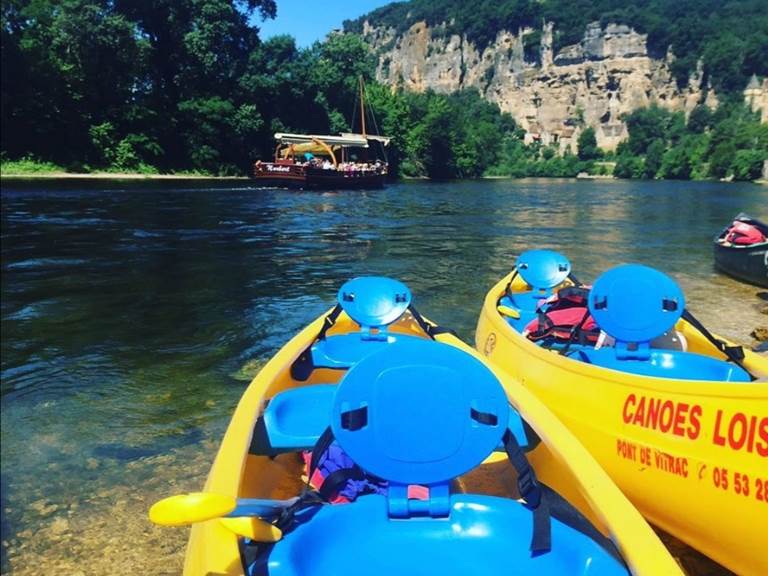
744;75;768;124
360;20;737;152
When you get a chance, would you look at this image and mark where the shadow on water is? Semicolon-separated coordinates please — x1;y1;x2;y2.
1;178;765;574
92;426;204;461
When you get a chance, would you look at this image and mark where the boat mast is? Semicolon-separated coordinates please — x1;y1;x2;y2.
359;77;367;138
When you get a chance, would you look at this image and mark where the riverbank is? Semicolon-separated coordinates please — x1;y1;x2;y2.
1;171;248;180
4;171;767;186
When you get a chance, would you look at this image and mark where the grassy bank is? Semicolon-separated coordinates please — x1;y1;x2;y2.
1;158;247;180
1;172;248;180
1;157;66;174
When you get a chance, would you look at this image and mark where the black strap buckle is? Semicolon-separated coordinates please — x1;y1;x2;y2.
517;468;541;509
724;345;745;361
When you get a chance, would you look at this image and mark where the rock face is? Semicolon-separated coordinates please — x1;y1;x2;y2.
744;75;768;124
362;20;727;152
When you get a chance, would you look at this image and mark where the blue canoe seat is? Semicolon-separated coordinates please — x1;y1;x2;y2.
310;332;404;370
498;294;540;331
569;348;751;382
575;264;751;382
255;375;528;455
257;339;627;576
500;250;572;329
265;493;626;576
296;276;417;376
259;385;335;452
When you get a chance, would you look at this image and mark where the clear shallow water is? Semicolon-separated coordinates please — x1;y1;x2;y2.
1;178;766;574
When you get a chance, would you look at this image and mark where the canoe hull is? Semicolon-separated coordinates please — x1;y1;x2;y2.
476;274;768;576
253;162;387;189
713;240;768;288
181;309;681;575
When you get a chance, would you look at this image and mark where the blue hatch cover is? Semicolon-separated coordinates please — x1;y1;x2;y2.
337;276;412;328
331;338;508;487
515;250;571;289
588;264;685;344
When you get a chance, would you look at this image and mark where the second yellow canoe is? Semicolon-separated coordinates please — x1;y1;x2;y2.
476;263;768;576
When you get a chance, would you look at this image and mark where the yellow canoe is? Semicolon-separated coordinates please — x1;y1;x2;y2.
476;268;768;576
151;278;681;575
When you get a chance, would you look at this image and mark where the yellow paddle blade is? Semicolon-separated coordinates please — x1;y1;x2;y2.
219;517;282;542
481;452;508;465
497;305;521;319
149;492;237;527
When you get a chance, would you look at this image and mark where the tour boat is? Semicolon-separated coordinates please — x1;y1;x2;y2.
253;79;389;189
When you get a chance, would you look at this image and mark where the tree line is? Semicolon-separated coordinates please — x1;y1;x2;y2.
613;104;767;181
2;1;766;181
0;0;517;177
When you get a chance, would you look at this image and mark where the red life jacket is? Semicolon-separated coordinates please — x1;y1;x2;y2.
725;221;766;245
525;286;600;344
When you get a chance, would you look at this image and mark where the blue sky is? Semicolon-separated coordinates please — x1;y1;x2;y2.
255;0;395;48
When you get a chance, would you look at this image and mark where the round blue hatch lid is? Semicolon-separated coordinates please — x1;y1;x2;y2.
515;249;571;289
588;264;685;343
332;338;508;485
337;276;412;328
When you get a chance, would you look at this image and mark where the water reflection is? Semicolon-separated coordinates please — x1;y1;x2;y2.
1;178;765;574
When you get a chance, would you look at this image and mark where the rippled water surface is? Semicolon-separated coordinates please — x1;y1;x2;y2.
1;178;766;574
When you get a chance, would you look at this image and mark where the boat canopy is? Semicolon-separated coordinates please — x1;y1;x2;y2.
340;133;391;147
274;133;369;148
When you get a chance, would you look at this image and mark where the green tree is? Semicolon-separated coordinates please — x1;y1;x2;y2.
613;152;644;179
658;146;692;179
577;127;600;160
731;149;766;180
643;139;665;178
687;105;711;134
709;141;737;179
624;106;672;155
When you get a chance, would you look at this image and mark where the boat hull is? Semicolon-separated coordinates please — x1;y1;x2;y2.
182;309;680;575
253;162;386;189
713;240;768;288
476;273;768;576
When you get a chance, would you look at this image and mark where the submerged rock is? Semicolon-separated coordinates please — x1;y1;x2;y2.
49;517;69;535
751;327;768;341
230;358;266;381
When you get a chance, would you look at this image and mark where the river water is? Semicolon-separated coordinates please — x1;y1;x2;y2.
1;178;766;575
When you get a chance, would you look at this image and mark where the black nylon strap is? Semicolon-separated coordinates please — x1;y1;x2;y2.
682;309;755;381
557;286;590;303
308;427;336;484
289;348;314;381
559;308;592;357
248;414;276;456
528;311;554;341
408;305;457;339
317;467;366;501
504;268;521;297
273;490;324;532
306;427;378;502
503;429;551;553
290;305;344;381
318;304;343;341
567;272;583;287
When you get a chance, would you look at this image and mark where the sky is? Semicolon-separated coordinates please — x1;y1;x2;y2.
255;0;395;48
